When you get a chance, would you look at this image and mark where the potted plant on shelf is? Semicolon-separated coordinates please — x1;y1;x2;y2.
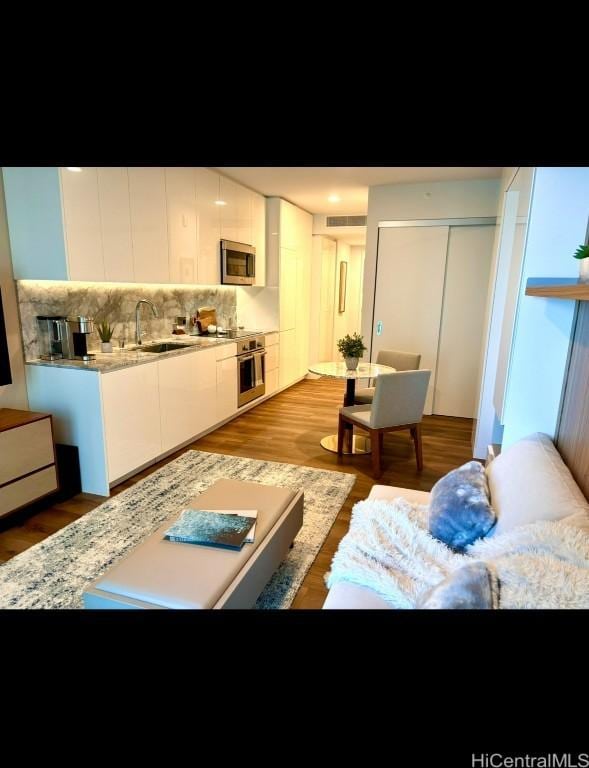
97;321;115;353
573;243;589;283
337;332;367;371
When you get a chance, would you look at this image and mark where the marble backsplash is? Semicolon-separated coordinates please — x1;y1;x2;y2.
16;280;237;360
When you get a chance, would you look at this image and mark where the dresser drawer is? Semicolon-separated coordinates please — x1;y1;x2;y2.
0;417;55;485
0;465;58;517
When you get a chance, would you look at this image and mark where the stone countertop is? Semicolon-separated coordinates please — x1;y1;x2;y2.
25;335;237;374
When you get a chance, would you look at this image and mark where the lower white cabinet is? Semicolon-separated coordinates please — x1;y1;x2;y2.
279;329;297;388
158;352;202;452
26;342;248;497
265;334;279;396
101;363;162;483
216;356;238;422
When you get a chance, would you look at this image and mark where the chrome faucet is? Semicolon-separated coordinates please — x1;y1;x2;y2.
135;299;158;345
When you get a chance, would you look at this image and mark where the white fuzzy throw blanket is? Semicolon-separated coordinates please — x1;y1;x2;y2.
325;498;589;608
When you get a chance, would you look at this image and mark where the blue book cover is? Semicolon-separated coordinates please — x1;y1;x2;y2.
164;509;256;551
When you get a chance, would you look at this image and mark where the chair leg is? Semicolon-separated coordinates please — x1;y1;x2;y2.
337;413;345;456
372;429;382;479
411;424;423;471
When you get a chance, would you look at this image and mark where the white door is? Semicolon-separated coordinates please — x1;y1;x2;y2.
128;167;170;283
97;167;134;282
165;167;197;284
372;226;449;414
433;226;495;418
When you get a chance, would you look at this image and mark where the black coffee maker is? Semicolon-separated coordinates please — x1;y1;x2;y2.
66;316;96;361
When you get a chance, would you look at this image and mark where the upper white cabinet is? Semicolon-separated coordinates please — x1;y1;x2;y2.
251;192;266;286
165;167;197;284
267;197;313;388
128;167;170;283
195;167;221;284
97;167;134;282
60;167;105;281
219;176;240;242
2;166;265;287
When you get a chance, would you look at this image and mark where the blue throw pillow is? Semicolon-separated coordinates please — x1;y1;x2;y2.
416;562;498;609
428;461;496;552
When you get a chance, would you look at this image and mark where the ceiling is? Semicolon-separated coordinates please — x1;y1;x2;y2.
215;166;503;215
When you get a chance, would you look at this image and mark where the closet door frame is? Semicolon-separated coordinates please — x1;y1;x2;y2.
370;217;497;414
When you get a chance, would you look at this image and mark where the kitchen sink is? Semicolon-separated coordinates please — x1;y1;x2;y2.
137;342;192;353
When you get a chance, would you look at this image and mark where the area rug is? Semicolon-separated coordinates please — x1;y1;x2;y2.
0;450;356;609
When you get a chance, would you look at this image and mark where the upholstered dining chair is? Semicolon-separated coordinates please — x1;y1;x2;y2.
354;349;422;404
338;369;431;479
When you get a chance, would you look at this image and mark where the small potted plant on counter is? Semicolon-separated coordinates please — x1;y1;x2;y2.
573;243;589;283
97;321;115;353
337;332;367;371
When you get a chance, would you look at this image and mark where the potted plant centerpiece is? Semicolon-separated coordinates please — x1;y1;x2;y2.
97;321;115;353
573;243;589;283
337;332;367;371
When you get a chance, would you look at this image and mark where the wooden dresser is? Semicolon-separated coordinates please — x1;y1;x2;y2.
0;408;58;519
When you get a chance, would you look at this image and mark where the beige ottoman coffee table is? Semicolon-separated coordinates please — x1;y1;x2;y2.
83;478;304;609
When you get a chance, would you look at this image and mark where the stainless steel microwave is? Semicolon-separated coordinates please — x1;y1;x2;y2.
221;240;256;285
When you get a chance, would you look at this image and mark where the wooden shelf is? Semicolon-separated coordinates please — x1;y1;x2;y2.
525;278;589;300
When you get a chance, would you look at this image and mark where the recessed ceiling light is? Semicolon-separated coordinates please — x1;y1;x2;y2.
328;194;341;203
66;167;82;172
214;200;227;206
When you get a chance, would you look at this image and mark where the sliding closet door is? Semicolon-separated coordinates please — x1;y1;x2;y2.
372;226;449;414
432;226;495;418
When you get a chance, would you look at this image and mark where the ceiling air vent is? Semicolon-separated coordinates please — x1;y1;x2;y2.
326;215;367;227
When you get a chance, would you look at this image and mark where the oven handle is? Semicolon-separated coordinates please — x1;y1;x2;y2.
254;349;266;386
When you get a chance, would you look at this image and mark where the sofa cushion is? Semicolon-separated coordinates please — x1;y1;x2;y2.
368;484;431;506
416;561;498;609
428;461;496;552
487;433;589;536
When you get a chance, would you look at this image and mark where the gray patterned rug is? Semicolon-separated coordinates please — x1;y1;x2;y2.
0;450;355;609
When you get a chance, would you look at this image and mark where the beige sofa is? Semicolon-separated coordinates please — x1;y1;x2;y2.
323;432;589;609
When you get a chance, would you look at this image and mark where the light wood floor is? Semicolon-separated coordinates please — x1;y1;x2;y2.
0;378;475;608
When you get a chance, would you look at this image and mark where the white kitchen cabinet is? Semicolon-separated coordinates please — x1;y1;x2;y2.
279;329;297;388
165;167;198;284
237;185;252;246
60;167;105;281
216;355;237;422
219;175;240;242
101;363;162;483
97;167;134;282
128;167;170;283
265;340;279;396
266;197;313;388
252;192;266;286
195;167;221;284
279;248;297;331
157;352;200;452
2;166;113;281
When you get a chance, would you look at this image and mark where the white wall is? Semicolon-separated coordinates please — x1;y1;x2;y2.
0;175;28;409
472;167;519;457
235;286;279;332
361;179;501;353
501;167;589;448
333;242;365;357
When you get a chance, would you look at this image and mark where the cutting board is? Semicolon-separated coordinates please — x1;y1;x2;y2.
197;307;217;333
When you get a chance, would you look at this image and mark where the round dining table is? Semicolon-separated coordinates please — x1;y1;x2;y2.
308;361;396;454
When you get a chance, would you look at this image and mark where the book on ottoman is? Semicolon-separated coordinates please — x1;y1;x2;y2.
164;509;257;551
